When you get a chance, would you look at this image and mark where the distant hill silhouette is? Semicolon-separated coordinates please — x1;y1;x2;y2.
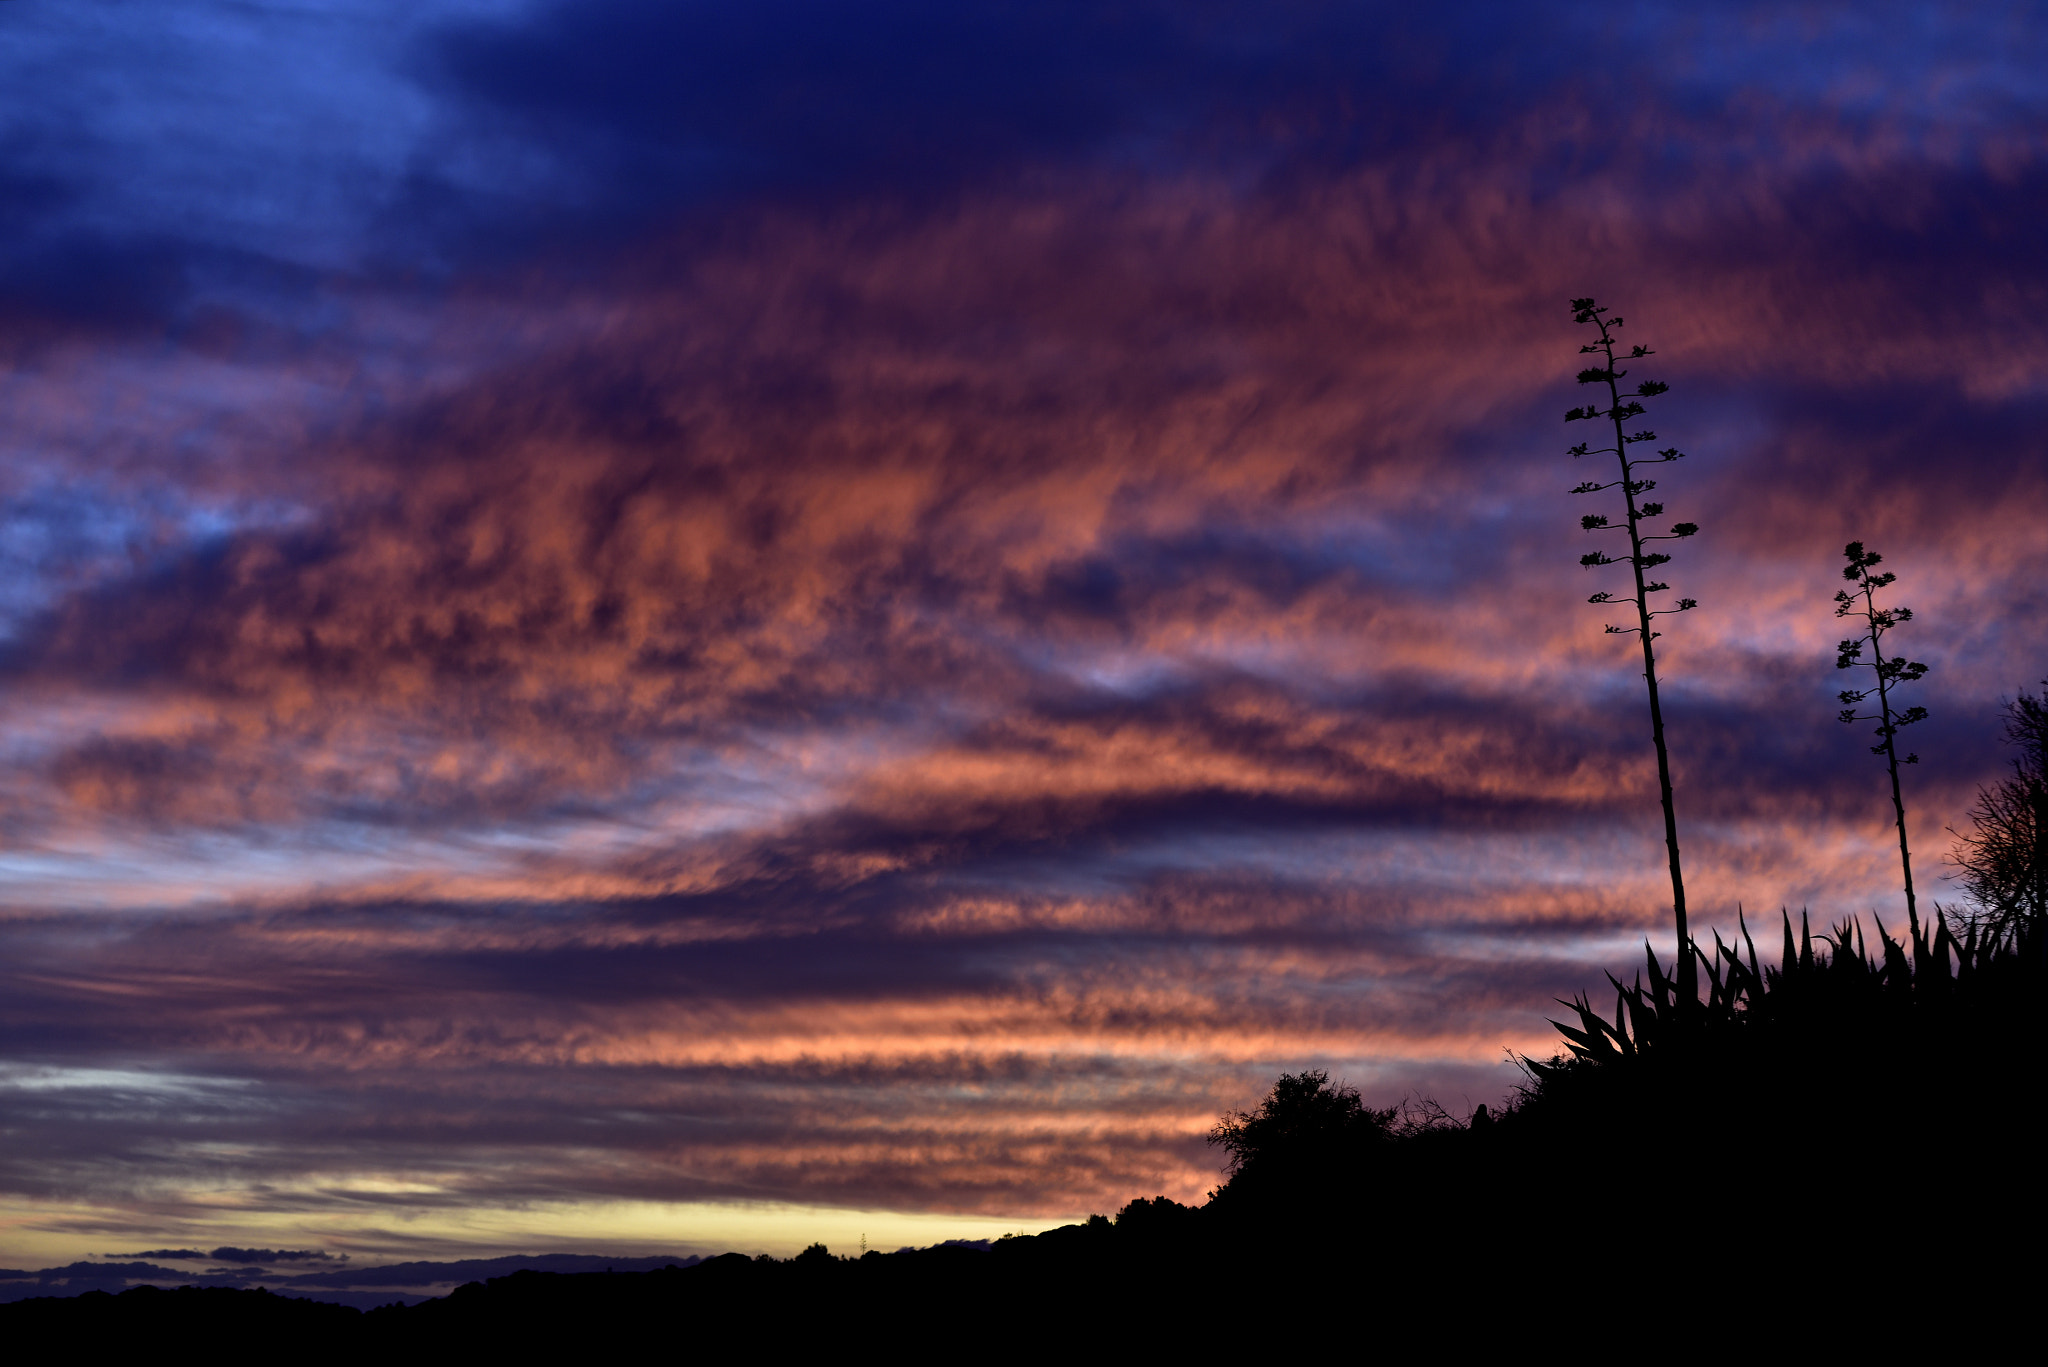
0;1253;700;1311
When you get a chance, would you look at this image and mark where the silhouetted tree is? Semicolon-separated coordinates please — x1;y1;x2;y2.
1206;1070;1393;1205
1835;541;1931;932
1111;1195;1197;1240
1565;298;1702;1005
1946;681;2048;944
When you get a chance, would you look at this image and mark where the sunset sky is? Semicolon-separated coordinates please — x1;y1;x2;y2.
1;1;2044;1266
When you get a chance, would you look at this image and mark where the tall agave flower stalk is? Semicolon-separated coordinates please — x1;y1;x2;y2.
1565;299;1702;1007
1836;541;1931;935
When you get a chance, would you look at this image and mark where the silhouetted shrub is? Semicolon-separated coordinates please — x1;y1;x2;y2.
1113;1195;1197;1238
1948;680;2048;944
1205;1069;1394;1214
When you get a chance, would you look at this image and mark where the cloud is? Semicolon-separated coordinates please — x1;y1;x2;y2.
101;1246;342;1263
211;1247;346;1263
2;0;2046;1259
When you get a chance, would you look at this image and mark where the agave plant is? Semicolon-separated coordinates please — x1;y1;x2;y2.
1528;899;2006;1082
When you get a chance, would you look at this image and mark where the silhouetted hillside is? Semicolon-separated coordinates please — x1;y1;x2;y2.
0;1252;702;1310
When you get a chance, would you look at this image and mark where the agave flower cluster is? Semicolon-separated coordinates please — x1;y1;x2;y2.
1835;541;1930;761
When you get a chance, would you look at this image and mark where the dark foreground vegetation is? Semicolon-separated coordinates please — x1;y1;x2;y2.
7;911;2038;1351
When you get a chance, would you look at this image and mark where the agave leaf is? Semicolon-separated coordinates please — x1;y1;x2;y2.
1739;911;1762;999
1579;998;1628;1057
1927;912;1956;986
1723;949;1759;1011
1627;974;1659;1040
1872;915;1913;993
1549;1017;1596;1053
1645;942;1672;1014
1550;997;1621;1060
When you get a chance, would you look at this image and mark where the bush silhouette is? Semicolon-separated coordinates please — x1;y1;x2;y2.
1205;1069;1393;1211
1948;680;2048;944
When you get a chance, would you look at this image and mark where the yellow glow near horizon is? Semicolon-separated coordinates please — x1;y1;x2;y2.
0;1194;1077;1272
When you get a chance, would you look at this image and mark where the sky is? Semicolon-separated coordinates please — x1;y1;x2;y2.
0;0;2044;1267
